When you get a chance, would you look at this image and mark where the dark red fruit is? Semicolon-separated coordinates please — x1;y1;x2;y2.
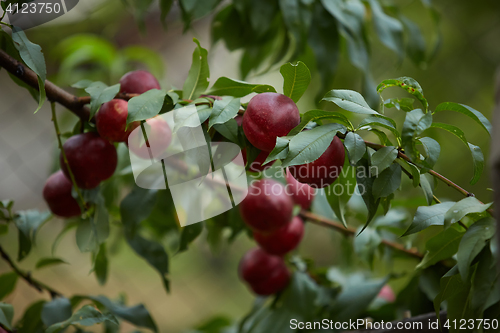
127;117;172;159
288;136;345;188
43;170;81;218
254;216;304;256
239;179;294;232
285;169;315;209
239;247;291;295
119;70;161;94
242;148;271;173
243;93;300;152
60;132;118;189
96;99;140;143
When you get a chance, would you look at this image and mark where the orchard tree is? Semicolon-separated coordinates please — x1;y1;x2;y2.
0;1;498;333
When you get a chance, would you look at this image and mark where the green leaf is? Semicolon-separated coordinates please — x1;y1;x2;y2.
434;102;491;135
45;305;118;333
372;163;401;199
402;201;456;236
457;217;496;280
178;223;203;253
14;210;51;261
264;137;291;165
434;269;468;317
358;114;400;140
94;243;108;285
0;303;14;330
343;132;366;165
370;146;398;175
471;248;498;317
280;271;320;319
354;226;381;265
183;38;210;100
288;109;353;136
41;297;72;327
0;272;17;301
326;162;356;228
419;173;434;205
127;89;168;125
73;295;158;332
396;159;420;188
356;157;380;226
213;118;239;143
35;257;68;270
280;61;311;103
368;0;403;58
418;137;440;169
12;27;46;113
173;104;212;131
401;16;427;68
71;80;93;89
208;97;240;129
322;89;377;114
417;226;464;269
281;123;346;167
384;97;415;112
444;197;492;227
86;83;120;119
16;300;46;333
160;0;174;24
208;77;275;97
377;77;428;112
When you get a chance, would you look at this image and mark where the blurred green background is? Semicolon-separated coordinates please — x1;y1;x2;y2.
0;0;499;331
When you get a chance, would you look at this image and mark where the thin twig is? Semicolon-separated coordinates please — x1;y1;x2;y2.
0;244;62;298
299;210;424;259
51;102;87;211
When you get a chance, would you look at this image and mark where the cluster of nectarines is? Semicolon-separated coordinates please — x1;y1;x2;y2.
43;70;170;217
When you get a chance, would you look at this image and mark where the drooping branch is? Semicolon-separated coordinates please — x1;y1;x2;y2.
0;244;62;299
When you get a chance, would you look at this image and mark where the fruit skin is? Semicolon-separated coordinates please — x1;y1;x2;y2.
239;179;294;232
96;99;140;142
60;132;118;189
43;170;81;218
127;117;172;159
119;70;161;94
378;285;396;303
288;136;345;188
285;169;315;209
254;216;304;256
239;247;291;295
242;148;271;173
243;93;300;152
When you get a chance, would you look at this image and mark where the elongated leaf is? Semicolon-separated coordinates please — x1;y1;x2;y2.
419;173;434;205
418;137;440;169
377;77;428;112
344;132;366;165
356;157;380;226
457;217;496;280
372;163;401;199
208;77;276;97
370;146;398;175
35;257;68;270
354;226;381;265
384;97;415;112
46;305;118;333
444;197;492;227
430;123;484;184
264;137;291;165
12;27;46;113
16;300;46;333
326;162;356;228
0;303;13;330
0;272;17;301
208;97;240;128
369;0;403;58
396;159;420;188
417;226;464;269
88;83;120;119
434;269;468;317
358;114;400;139
401;16;427;69
323;89;377;114
288;109;353;136
15;210;51;261
179;223;204;253
402;201;456;236
280;61;311;103
183;38;210;100
94;243;108;285
127;89;168;125
42;297;72;327
434;102;491;135
213;118;239;143
281;123;346;167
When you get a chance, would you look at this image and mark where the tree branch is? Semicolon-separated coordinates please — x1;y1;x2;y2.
0;244;62;299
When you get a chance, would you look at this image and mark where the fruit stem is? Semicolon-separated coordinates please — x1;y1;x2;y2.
51;102;87;212
0;244;62;299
